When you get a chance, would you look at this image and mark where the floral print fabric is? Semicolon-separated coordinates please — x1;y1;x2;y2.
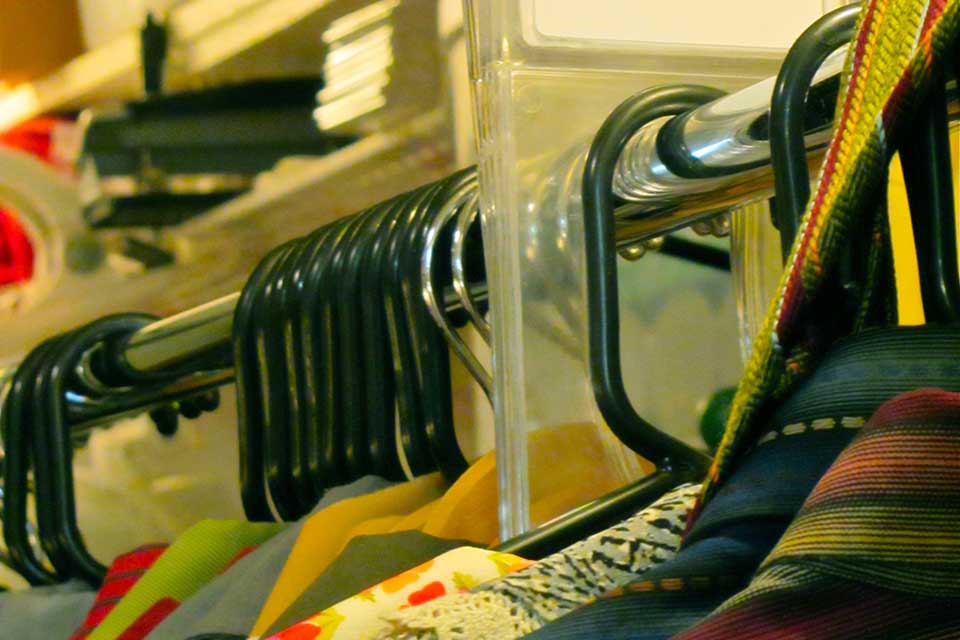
263;548;530;640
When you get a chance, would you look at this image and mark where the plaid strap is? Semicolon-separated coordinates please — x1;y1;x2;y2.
699;0;960;511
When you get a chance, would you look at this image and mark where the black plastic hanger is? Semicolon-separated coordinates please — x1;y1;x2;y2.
34;315;157;585
317;213;375;481
285;223;342;507
29;335;78;580
401;177;465;480
405;174;471;480
234;241;295;521
339;200;404;480
257;237;310;519
365;188;435;478
381;184;445;478
300;215;357;489
3;338;60;584
501;86;724;558
582;85;719;474
277;227;323;512
391;175;471;482
358;194;412;479
334;202;403;480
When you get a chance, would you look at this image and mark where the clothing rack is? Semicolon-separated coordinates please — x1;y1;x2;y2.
611;48;959;249
0;284;493;431
3;47;949;412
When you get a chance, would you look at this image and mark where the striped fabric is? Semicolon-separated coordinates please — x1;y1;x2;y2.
676;388;960;639
71;544;168;640
115;598;181;640
699;0;960;513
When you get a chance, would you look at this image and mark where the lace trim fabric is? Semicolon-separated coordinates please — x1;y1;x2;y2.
378;483;701;640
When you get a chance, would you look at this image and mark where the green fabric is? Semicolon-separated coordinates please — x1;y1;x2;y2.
699;387;735;453
88;520;283;640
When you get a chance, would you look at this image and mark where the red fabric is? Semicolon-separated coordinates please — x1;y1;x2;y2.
70;544;168;640
273;624;322;640
115;598;180;640
407;580;447;606
0;117;61;165
0;117;67;288
0;208;33;286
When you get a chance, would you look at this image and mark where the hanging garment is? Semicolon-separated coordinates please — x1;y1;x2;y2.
142;477;395;640
419;423;631;547
520;322;960;639
261;531;473;637
252;423;627;637
376;483;699;640
675;388;960;639
697;0;960;517
249;473;447;636
0;580;94;640
72;544;168;640
263;547;531;640
520;429;847;639
87;520;283;640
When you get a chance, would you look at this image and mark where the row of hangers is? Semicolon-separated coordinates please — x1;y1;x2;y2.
1;167;492;585
233;167;489;523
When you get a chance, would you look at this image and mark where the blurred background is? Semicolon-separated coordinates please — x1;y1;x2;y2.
0;1;755;583
0;0;475;579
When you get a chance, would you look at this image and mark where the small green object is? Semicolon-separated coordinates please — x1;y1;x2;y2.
700;387;736;453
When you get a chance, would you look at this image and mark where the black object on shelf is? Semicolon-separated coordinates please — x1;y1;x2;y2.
79;76;356;229
84;192;244;228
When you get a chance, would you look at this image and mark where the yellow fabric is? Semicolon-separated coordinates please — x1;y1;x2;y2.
421;452;498;545
888;129;960;324
422;422;628;546
389;500;439;532
250;472;446;636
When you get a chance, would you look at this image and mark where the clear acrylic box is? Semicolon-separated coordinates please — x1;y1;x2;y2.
467;0;832;538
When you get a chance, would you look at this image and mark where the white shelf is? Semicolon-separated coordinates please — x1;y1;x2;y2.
0;0;334;131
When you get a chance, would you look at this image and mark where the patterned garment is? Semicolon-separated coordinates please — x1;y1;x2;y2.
676;388;960;639
71;544;168;640
87;520;283;640
521;418;855;639
264;548;531;640
377;484;699;639
698;0;960;516
144;476;395;640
